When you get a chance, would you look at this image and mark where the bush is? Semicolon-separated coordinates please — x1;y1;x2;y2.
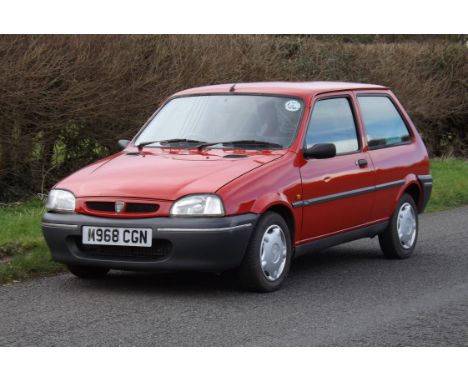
0;35;466;201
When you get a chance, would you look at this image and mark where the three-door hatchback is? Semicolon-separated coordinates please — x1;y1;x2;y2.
42;81;432;292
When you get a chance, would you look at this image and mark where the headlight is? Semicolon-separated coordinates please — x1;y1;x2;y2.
170;194;224;217
45;189;76;212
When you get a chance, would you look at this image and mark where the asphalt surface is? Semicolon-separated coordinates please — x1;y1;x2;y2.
1;207;467;346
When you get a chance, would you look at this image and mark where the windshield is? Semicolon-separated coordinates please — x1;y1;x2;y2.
134;95;304;149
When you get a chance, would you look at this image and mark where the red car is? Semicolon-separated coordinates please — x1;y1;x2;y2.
42;81;432;292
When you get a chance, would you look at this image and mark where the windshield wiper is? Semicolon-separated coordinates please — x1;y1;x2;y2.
137;138;207;151
197;140;283;150
137;139;283;151
160;138;207;146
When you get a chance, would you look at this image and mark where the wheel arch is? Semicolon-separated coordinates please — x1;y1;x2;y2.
262;203;297;247
265;204;296;246
396;175;423;213
404;183;422;210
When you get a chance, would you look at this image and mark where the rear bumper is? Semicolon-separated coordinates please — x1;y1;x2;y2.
42;212;258;272
418;174;433;212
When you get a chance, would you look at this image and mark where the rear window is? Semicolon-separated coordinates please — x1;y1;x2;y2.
358;96;411;149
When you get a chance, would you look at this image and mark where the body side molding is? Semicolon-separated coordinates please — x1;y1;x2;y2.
292;180;405;208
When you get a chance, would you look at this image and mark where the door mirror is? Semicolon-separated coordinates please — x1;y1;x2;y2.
118;139;130;149
303;143;336;159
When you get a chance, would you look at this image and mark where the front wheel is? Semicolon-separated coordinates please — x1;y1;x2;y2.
379;193;418;259
238;211;292;292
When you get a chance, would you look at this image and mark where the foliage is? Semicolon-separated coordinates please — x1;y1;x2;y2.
0;35;466;201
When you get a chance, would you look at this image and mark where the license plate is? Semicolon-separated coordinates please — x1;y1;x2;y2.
82;226;152;247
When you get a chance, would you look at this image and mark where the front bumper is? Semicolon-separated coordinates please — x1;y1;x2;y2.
42;212;258;272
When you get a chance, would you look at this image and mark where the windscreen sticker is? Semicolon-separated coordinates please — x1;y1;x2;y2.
285;100;301;112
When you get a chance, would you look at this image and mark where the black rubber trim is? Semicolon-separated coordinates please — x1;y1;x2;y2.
375;180;406;191
418;174;433;212
292;180;405;208
42;212;258;230
295;221;388;257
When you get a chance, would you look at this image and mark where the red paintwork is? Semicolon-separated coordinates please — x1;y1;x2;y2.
54;82;430;247
59;147;284;201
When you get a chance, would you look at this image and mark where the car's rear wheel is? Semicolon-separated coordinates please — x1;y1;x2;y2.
379;193;418;259
238;211;292;292
67;264;109;279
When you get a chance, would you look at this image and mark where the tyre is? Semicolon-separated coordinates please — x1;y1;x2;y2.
238;211;292;292
379;193;418;259
67;264;109;279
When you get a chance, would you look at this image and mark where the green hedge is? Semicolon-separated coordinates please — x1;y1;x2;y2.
0;35;466;201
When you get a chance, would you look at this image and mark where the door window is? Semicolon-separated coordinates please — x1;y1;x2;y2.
358;96;411;149
306;98;359;155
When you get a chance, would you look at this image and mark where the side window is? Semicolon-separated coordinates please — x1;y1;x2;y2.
306;98;359;155
358;96;411;149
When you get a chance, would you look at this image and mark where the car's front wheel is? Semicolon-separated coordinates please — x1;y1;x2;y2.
379;193;418;259
238;211;292;292
67;264;110;279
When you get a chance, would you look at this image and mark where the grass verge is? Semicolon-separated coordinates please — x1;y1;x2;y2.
427;159;468;212
0;200;64;284
0;158;467;284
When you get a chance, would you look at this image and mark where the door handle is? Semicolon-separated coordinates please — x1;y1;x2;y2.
356;158;368;168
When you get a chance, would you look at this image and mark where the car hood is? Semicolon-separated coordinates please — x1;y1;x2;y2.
56;148;284;200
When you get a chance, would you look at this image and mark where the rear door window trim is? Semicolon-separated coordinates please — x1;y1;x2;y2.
356;93;414;151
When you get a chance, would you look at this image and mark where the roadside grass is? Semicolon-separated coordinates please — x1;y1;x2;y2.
0;158;466;284
427;159;468;212
0;200;64;284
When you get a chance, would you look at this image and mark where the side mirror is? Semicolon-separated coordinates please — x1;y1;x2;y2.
118;139;130;149
303;143;336;159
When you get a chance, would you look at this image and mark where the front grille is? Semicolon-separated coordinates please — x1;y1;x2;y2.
126;203;159;213
76;238;172;261
86;202;114;212
86;201;159;214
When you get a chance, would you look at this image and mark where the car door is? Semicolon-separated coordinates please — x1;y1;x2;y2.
356;92;419;221
299;94;376;241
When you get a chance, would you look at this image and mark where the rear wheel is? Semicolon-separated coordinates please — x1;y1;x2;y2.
379;193;418;259
67;264;109;279
238;211;292;292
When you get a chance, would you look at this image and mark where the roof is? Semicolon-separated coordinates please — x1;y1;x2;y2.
174;81;387;98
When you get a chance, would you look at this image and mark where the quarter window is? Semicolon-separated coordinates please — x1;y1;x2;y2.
358;96;411;149
306;98;359;155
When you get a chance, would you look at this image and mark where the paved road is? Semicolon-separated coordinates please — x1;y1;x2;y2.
1;207;467;346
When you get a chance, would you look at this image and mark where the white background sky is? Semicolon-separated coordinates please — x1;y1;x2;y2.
0;0;465;33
